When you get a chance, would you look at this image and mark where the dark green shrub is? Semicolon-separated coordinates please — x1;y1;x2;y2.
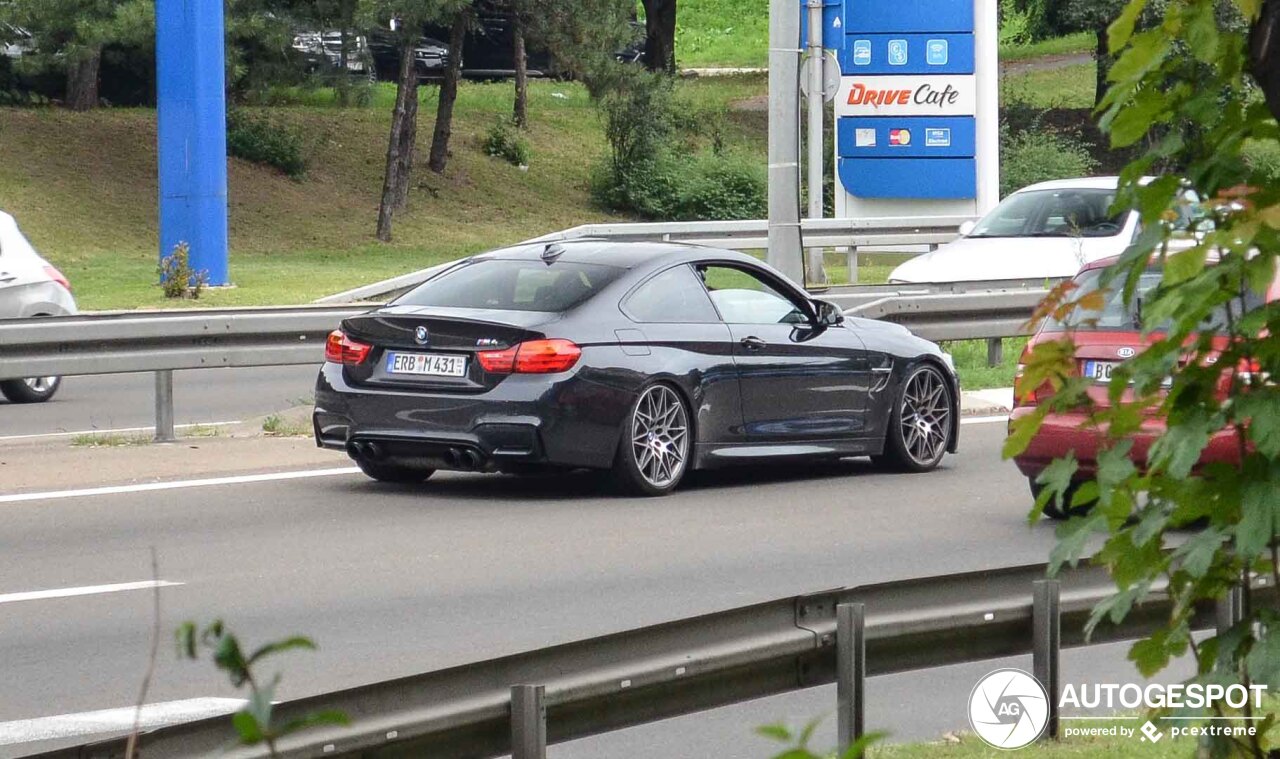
226;108;307;178
999;124;1097;197
483;117;532;167
591;151;766;221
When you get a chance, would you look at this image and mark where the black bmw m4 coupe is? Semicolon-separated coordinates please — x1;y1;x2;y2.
314;241;960;495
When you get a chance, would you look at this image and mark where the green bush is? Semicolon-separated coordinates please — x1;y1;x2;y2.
226;107;307;178
999;124;1097;197
591;151;766;221
483;117;532;167
1242;139;1280;184
590;68;763;221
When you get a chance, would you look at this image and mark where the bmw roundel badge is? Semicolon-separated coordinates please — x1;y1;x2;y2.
415;325;430;345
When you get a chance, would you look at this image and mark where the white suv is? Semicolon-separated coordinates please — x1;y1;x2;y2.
0;210;76;403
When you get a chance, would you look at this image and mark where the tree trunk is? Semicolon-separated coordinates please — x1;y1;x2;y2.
1250;0;1280;122
1094;27;1109;108
513;11;529;128
65;45;102;111
337;27;352;107
376;41;418;242
429;11;468;174
392;74;420;210
641;0;677;74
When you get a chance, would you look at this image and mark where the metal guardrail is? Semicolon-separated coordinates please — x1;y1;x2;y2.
34;562;1264;759
316;215;973;304
0;284;1042;441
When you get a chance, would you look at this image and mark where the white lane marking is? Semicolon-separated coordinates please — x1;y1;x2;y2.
960;415;1010;425
0;698;245;746
0;467;361;505
0;421;241;443
0;580;183;605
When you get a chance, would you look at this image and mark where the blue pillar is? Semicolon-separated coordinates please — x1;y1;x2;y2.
157;0;230;286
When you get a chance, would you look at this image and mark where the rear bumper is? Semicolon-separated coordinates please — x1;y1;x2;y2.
1009;407;1241;479
313;362;633;471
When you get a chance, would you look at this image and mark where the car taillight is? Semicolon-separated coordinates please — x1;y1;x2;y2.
43;265;70;292
1012;362;1056;408
478;339;581;374
325;330;371;365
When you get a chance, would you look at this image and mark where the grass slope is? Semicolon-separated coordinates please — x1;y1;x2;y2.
0;76;764;310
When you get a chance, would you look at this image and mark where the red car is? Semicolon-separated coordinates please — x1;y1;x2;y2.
1009;255;1280;519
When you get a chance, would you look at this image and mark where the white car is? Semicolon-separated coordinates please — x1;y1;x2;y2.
0;210;76;403
889;177;1141;284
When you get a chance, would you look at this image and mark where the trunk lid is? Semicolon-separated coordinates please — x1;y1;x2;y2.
340;306;553;392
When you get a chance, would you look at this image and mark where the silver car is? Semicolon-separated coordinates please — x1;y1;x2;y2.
0;210;76;403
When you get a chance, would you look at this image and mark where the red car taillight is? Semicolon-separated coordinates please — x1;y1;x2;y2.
43;265;70;292
478;339;581;374
325;330;371;365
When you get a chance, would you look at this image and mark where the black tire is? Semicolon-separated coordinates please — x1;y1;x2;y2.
612;383;691;497
872;363;954;473
356;459;435;484
0;376;62;404
1029;478;1097;520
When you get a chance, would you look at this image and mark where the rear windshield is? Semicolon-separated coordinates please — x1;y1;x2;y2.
1043;268;1265;333
395;259;625;313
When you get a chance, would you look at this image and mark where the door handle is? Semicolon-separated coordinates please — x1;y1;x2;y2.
740;336;767;352
0;273;15;284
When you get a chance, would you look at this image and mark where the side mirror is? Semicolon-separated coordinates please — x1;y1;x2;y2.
958;220;977;237
813;299;844;327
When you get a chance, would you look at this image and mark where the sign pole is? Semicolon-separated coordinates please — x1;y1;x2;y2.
767;0;804;284
157;0;230;287
804;0;827;286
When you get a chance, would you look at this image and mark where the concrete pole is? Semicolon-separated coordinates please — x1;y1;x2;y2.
157;0;230;286
804;0;828;286
767;0;804;285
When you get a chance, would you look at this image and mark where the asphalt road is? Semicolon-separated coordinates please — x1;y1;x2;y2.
0;366;319;440
0;423;1185;757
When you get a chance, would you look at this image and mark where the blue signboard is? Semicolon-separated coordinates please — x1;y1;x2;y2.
837;116;975;158
837;34;973;75
839;158;976;199
834;0;979;202
843;1;973;33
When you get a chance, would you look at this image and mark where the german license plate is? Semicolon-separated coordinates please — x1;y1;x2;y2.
386;352;467;377
1083;360;1117;382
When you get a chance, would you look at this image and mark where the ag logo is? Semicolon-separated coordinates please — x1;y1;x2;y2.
414;325;430;345
968;669;1048;749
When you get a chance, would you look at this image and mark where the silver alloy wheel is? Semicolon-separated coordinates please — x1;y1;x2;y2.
23;376;56;393
630;385;689;489
899;367;951;466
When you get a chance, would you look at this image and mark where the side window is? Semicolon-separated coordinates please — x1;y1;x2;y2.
697;264;806;324
624;265;720;323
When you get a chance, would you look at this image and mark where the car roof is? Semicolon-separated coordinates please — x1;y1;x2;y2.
1015;176;1121;193
472;239;763;269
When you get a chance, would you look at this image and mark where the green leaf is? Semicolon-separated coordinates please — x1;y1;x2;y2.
1182;0;1220;62
1004;405;1048;459
1107;87;1168;147
756;724;793;743
1163;245;1208;285
246;636;317;667
175;622;198;660
1172;528;1228;578
1237;478;1280;559
232;710;265;745
1031;456;1078;523
278;709;351;737
1108;0;1150;51
839;731;889;759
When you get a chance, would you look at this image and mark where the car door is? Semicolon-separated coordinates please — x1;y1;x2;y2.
695;262;871;442
618;263;743;446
